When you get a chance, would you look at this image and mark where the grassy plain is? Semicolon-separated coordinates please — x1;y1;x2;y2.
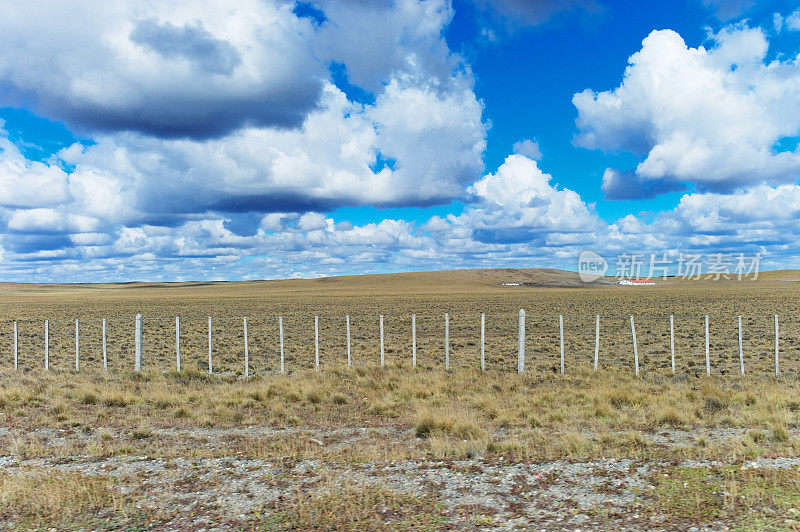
1;268;799;376
0;269;800;528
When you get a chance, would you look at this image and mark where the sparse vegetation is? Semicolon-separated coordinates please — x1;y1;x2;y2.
0;274;799;528
652;466;800;529
262;480;445;530
0;367;796;463
0;470;144;529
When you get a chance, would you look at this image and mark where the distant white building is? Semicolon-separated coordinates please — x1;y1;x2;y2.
502;282;523;286
617;278;655;286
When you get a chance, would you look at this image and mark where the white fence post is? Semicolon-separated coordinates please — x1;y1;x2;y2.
411;314;416;368
670;315;675;374
243;317;249;377
738;315;744;376
135;314;142;372
774;314;779;376
314;316;319;371
346;315;351;367
444;313;449;371
517;309;525;374
380;315;385;367
594;314;600;371
630;315;638;377
480;313;485;372
14;312;790;379
13;321;17;371
102;318;107;372
207;316;212;375
175;316;180;372
44;320;49;371
559;314;565;375
74;319;79;372
704;315;710;376
279;316;284;374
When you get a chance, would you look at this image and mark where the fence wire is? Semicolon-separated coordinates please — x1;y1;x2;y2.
0;313;795;376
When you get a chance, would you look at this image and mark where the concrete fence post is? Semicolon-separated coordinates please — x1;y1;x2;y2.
559;314;565;375
279;316;284;374
594;314;600;371
444;313;449;371
411;314;416;369
346;315;351;367
314;316;319;371
175;317;180;372
480;313;485;372
517;309;525;374
207;316;212;375
74;319;79;372
44;320;49;371
738;315;744;376
244;317;249;377
670;315;675;374
135;314;142;372
380;315;385;367
774;314;779;376
102;318;107;372
630;316;638;377
704;315;710;376
13;321;17;371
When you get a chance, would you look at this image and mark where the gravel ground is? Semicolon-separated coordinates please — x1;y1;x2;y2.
1;425;799;530
3;453;799;530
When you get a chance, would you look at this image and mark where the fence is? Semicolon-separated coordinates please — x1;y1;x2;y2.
0;312;798;377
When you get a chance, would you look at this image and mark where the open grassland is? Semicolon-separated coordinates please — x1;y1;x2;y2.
1;270;800;529
1;269;800;377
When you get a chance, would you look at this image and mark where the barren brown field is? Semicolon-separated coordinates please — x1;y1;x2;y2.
1;269;800;529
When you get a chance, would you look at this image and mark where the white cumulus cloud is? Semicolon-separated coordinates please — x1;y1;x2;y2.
574;24;800;196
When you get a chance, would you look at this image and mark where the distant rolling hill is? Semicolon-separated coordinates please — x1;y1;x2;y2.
0;267;794;298
309;268;601;290
0;268;602;297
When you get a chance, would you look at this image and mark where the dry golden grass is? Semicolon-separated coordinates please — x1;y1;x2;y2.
0;365;798;462
262;479;444;531
652;466;800;528
0;470;144;529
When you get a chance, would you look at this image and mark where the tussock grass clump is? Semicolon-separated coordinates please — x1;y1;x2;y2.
367;397;402;418
172;406;192;419
131;426;152;440
605;389;649;409
560;432;594;457
330;393;348;405
102;393;133;407
657;407;686;427
302;386;326;404
77;391;98;405
770;423;790;443
9;437;31;460
429;436;487;459
414;408;486;440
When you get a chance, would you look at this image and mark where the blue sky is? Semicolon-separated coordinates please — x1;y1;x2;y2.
1;0;800;281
